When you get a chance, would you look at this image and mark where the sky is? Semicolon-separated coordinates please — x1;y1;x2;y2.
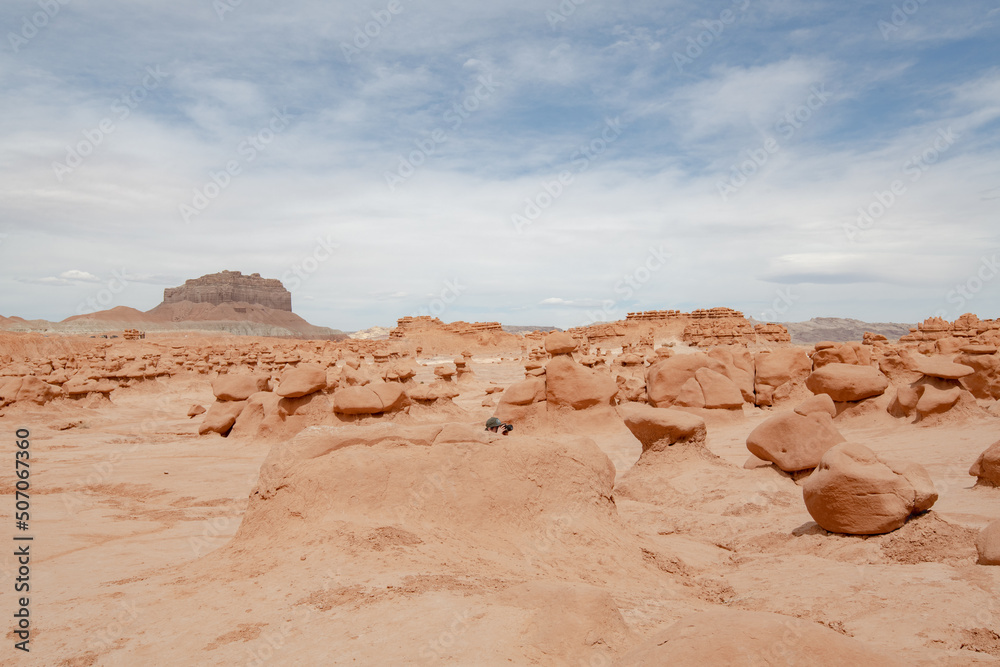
1;0;999;332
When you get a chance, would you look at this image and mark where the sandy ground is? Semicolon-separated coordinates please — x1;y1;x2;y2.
2;358;999;666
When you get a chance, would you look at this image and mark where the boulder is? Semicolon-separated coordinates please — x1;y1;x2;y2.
914;385;961;416
794;393;837;418
970;439;1000;486
645;353;727;408
198;400;247;435
544;331;578;355
673;377;705;408
694;367;744;409
499;378;546;406
976;520;1000;565
805;363;889;402
619;608;906;667
13;376;61;405
746;411;845;472
212;373;269;401
187;404;206;418
802;442;937;534
332;386;384;415
618;403;707;453
276;363;327;398
545;355;617;410
369;381;408;413
754;348;811;389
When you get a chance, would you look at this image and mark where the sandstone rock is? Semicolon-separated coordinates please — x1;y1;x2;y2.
332;386;384;415
212;373;269;401
618;403;707;453
673;377;705;408
915;385;961;416
753;348;812;406
794;393;837;418
545;355;617;410
198;400;247;435
499;378;546;406
8;376;61;405
911;357;975;380
162;270;291;311
544;331;578;355
694;367;744;409
407;381;460;402
187;404;206;418
802;442;937;534
977;520;1000;565
619;608;906;667
746;411;845;472
276;363;327;398
62;378;117;396
645;353;727;408
956;352;1000;399
970;439;1000;486
369;381;408;413
805;363;889;402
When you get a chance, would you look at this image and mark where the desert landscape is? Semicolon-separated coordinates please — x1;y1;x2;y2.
4;1;999;664
1;270;999;665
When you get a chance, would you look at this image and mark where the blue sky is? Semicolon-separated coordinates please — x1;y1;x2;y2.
1;0;999;331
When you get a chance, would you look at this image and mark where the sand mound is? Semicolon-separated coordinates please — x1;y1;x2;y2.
619;608;906;666
878;512;980;564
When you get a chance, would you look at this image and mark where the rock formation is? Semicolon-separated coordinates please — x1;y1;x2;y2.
162;270;292;311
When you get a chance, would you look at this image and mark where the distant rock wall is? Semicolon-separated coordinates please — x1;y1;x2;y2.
162;270;292;311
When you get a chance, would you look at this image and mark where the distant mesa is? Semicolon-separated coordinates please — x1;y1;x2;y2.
4;270;344;339
162;270;292;312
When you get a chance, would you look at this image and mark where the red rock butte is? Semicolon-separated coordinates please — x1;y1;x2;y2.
162;270;292;311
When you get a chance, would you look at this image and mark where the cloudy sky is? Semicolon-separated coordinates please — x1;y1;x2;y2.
2;0;999;331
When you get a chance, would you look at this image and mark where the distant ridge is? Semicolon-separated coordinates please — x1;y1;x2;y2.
758;317;914;344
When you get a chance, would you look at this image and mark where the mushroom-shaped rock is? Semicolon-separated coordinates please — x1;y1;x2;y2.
212;373;269;401
618;403;707;453
332;386;384;415
619;608;906;667
802;442;937;534
746;411;846;472
276;363;327;398
198;400;247;435
544;331;578;356
545;355;617;410
805;363;889;402
977;520;1000;565
433;364;456;380
911;356;975;380
970;439;1000;486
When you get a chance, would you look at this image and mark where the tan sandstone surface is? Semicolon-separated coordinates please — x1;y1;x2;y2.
1;320;999;665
